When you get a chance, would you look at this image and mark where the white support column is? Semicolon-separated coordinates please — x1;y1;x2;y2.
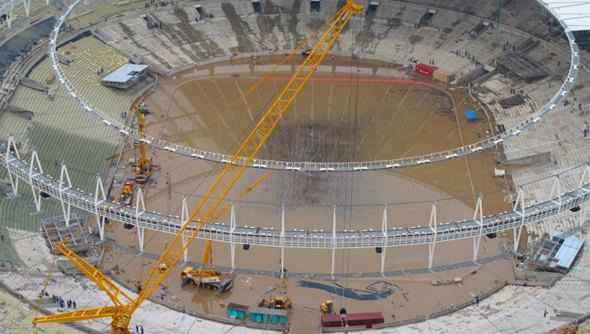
7;0;13;29
512;188;526;253
331;206;337;279
94;176;106;240
29;150;43;212
5;136;20;196
580;164;590;187
428;204;437;270
230;204;236;271
23;0;30;16
582;203;588;231
135;188;145;253
380;206;388;275
280;204;286;278
550;176;562;211
473;197;484;262
180;197;189;263
58;163;72;226
580;164;590;231
547;176;562;238
579;164;589;231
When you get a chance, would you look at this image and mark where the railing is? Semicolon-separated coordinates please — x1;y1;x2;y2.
47;0;580;172
2;142;589;249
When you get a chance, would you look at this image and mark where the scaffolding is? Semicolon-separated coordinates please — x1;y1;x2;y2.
40;215;90;254
3;137;590;275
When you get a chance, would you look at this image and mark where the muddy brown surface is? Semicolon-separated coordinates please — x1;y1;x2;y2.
101;223;513;333
101;60;514;332
147;73;483;162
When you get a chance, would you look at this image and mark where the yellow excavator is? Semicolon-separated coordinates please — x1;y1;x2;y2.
32;2;363;333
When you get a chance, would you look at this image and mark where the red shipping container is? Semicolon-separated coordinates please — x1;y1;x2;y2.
415;63;436;77
345;312;385;328
321;314;344;327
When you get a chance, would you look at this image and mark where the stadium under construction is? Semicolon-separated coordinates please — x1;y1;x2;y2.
0;0;590;333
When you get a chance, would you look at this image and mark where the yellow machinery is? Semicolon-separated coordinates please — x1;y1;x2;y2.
258;296;293;310
118;98;152;205
32;2;363;333
320;300;334;314
119;179;134;206
180;170;272;292
550;323;577;334
180;266;234;292
133;102;151;185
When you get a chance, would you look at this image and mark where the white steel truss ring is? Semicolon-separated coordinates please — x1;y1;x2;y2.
2;142;590;250
48;0;581;172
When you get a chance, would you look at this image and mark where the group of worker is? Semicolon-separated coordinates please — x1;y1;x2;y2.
135;324;145;334
43;290;146;333
50;293;77;309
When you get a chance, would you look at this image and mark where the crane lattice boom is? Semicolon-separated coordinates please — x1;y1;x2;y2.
32;2;363;333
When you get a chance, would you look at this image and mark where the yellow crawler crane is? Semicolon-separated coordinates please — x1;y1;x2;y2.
132;100;152;184
181;170;272;292
32;2;363;333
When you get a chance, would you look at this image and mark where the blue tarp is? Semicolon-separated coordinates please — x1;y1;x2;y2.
297;280;396;301
464;109;478;121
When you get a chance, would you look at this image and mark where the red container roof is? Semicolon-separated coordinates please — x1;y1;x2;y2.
345;312;385;324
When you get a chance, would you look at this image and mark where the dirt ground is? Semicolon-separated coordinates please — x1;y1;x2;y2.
136;66;509;214
148;73;487;161
101;225;513;333
100;60;514;332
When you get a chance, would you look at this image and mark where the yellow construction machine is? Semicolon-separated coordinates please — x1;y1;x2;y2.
320;300;334;314
180;267;233;292
133;103;152;185
118;98;152;206
179;170;272;293
32;2;363;333
119;179;134;205
259;296;293;310
180;231;233;292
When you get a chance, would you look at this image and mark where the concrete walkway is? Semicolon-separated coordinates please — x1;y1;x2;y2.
350;229;590;334
0;288;85;334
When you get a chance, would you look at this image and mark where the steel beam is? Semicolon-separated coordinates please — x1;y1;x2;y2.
473;197;484;262
428;204;437;270
135;188;145;253
380;206;388;275
181;197;189;262
58;163;72;226
29;150;43;212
